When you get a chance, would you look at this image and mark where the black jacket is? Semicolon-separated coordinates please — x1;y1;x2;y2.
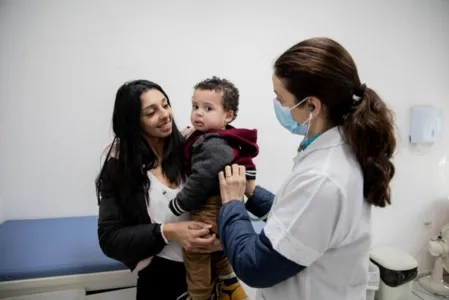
97;158;166;271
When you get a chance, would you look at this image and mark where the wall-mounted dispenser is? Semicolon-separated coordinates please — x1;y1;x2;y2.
409;106;444;144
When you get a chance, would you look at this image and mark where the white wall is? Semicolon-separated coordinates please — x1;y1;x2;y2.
1;0;449;271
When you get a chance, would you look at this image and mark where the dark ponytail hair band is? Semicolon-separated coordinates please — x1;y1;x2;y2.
352;83;367;103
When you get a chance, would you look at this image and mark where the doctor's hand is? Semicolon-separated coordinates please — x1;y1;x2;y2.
219;164;246;204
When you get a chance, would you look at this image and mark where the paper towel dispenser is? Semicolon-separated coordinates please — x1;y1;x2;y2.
409;106;443;144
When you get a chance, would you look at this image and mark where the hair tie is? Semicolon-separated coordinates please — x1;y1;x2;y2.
352;83;366;103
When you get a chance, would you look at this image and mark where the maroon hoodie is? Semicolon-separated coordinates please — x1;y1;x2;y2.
169;125;259;216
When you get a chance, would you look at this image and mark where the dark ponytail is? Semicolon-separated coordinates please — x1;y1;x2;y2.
274;37;396;208
343;86;396;207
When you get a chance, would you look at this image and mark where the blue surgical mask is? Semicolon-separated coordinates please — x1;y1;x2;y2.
273;98;311;135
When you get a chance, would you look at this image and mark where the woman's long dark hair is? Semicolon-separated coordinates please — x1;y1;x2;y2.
95;80;185;208
274;38;396;207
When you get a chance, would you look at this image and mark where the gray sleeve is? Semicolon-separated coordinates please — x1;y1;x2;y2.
169;134;235;216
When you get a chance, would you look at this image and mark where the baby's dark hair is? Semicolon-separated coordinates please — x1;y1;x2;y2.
194;76;239;121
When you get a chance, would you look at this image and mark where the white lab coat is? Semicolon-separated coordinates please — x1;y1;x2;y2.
258;126;371;300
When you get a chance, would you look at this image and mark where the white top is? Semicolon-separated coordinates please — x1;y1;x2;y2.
134;171;190;273
259;127;372;300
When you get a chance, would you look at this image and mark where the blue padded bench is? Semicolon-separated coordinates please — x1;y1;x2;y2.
0;216;265;282
0;216;126;282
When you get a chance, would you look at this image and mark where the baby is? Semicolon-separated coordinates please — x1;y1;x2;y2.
169;76;258;300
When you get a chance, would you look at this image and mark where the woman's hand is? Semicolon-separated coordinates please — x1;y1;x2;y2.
206;239;222;252
218;164;246;204
187;222;222;253
180;126;195;139
162;221;218;253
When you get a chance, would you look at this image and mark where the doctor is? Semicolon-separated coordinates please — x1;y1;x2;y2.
217;37;397;300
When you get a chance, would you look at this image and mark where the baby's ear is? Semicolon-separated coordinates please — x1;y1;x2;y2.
225;110;234;123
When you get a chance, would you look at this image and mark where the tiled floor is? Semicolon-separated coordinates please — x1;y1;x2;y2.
79;278;449;300
4;282;434;300
242;280;445;300
241;282;256;299
412;280;449;300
